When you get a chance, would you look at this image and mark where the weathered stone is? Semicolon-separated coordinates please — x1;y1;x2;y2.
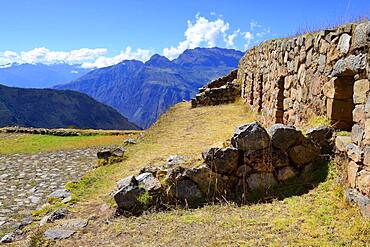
346;144;363;163
136;172;162;193
335;136;352;152
347;161;359;188
231;122;271;152
244;148;273;172
353;105;365;123
236;165;252;178
357;169;370;195
288;140;320;166
124;138;137;145
318;54;326;73
44;228;75;240
113;176;145;211
364;146;370;166
172;179;204;207
47;189;70;200
269;124;304;152
0;233;15;243
166;155;186;167
352;22;370;50
331;54;367;77
307;125;334;153
40;208;68;226
271;148;290;168
246;173;277;192
185;165;236;198
277;166;297;181
202;147;240;174
44;219;87;240
345;188;370;218
97;147;125;160
337;33;351;54
351;124;364;145
353;79;369;104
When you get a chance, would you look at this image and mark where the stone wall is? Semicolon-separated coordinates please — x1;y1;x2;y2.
237;20;370;216
191;69;240;107
112;122;333;215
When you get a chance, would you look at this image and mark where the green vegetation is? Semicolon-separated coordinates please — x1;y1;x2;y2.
12;101;370;246
307;115;331;128
0;134;130;154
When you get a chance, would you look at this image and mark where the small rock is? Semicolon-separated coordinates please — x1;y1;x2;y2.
231;122;271;152
166;155;186;167
44;228;75;240
306;125;334;153
0;233;15;243
346;143;363;162
335;136;352;152
48;189;70;199
124;138;137;145
40;208;68;226
331;54;367;77
345;188;370;218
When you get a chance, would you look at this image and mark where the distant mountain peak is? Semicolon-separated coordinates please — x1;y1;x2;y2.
146;54;172;67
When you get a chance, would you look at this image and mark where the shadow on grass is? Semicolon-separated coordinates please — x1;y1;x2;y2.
246;156;331;204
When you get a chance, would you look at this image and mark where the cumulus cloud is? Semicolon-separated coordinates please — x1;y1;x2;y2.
0;47;152;68
163;15;230;59
0;15;272;68
0;47;107;66
81;47;153;68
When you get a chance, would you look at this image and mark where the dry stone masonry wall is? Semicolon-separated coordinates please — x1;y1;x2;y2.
191;69;240;107
112;122;333;215
237;20;370;216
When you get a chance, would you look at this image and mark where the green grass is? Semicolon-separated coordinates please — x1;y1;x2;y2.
0;134;136;154
11;101;370;246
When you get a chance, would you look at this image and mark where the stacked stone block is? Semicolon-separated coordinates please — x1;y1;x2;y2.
191;69;240;107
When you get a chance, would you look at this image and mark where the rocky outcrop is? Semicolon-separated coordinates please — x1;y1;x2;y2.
97;147;125;166
112;122;333;215
191;69;240;107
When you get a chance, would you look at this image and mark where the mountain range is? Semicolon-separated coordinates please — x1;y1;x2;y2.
0;84;138;130
55;47;244;128
0;63;90;88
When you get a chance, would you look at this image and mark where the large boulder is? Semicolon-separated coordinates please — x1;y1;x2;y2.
185;165;237;199
269;124;304;152
352;22;370;50
231;122;270;152
243;148;273;172
113;176;145;212
202;147;240;174
246;172;277;192
306;125;334;154
331;54;367;77
288;139;320;166
171;179;204;207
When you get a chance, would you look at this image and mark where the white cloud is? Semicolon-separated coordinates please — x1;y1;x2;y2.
81;47;153;68
0;15;272;69
225;29;240;48
0;47;152;69
243;31;254;50
250;20;262;31
163;15;230;59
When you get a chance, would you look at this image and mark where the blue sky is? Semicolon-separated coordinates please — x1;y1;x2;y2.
0;0;369;68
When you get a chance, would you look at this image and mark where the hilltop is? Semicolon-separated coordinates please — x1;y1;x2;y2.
0;84;139;130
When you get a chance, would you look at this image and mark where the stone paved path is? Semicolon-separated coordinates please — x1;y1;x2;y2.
0;148;99;230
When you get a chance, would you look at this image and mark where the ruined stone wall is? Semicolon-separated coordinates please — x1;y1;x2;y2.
238;21;370;215
191;69;240;107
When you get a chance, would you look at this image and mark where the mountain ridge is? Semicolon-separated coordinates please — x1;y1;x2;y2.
55;47;244;128
0;84;139;130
